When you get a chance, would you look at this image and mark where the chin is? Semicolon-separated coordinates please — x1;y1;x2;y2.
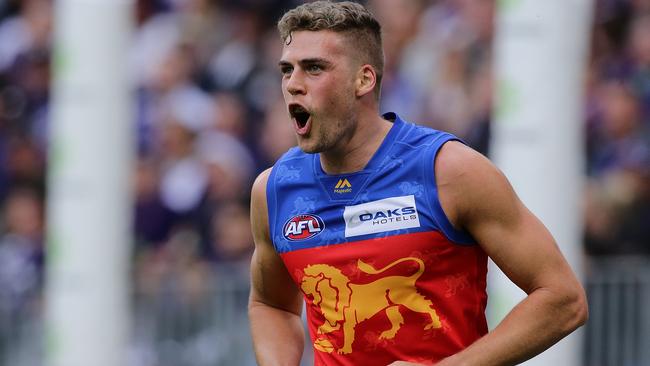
297;139;323;154
298;144;320;154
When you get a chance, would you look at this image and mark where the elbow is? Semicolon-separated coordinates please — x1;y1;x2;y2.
575;287;589;328
563;284;589;333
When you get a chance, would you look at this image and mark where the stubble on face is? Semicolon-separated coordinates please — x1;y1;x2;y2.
280;30;361;155
301;93;358;154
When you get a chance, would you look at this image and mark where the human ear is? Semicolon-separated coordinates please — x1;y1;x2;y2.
355;65;376;97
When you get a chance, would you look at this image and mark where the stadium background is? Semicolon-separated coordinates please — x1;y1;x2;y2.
0;0;648;365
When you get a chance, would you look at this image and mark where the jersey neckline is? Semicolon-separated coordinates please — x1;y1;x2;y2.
313;112;405;177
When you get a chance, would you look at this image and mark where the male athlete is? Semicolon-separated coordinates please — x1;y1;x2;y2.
248;1;588;365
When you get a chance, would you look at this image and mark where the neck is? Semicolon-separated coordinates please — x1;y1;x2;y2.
319;112;393;174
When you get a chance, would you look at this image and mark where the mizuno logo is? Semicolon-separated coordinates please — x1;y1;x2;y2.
334;178;352;194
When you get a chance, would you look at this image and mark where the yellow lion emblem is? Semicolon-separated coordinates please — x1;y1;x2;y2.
300;257;441;354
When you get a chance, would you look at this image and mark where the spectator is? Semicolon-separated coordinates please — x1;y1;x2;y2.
0;188;43;314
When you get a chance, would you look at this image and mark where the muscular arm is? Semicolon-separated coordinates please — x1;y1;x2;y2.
248;168;305;366
435;142;588;366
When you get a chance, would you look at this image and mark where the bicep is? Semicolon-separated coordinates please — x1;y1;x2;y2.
249;169;303;315
466;172;568;293
436;143;576;293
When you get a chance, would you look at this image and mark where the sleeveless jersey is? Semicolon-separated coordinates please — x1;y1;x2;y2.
267;113;488;366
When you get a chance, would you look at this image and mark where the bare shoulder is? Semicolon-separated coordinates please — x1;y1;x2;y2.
435;141;563;283
435;141;505;190
251;167;273;201
435;141;518;231
250;167;273;239
249;166;303;313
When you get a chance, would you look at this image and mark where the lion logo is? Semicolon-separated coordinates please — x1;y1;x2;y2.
300;257;441;354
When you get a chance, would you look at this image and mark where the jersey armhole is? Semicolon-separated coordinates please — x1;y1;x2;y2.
266;165;279;251
424;134;477;245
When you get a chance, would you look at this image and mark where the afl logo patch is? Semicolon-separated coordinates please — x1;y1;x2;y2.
283;214;325;241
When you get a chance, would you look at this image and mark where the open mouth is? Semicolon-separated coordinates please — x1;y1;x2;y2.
288;104;312;133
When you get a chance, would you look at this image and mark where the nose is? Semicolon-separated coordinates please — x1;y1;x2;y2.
285;71;306;96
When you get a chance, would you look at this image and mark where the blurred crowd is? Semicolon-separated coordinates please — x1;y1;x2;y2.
0;0;647;327
584;0;650;255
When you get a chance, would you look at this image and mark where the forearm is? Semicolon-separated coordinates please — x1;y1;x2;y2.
249;301;305;366
437;287;587;366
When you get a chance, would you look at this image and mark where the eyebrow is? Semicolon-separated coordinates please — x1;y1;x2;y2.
278;58;333;68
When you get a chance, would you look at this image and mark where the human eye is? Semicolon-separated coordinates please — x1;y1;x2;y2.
306;64;323;74
280;65;293;77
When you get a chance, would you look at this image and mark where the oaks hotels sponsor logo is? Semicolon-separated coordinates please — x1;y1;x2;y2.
343;195;420;237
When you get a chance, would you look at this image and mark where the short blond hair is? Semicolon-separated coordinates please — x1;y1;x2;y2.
278;1;384;99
